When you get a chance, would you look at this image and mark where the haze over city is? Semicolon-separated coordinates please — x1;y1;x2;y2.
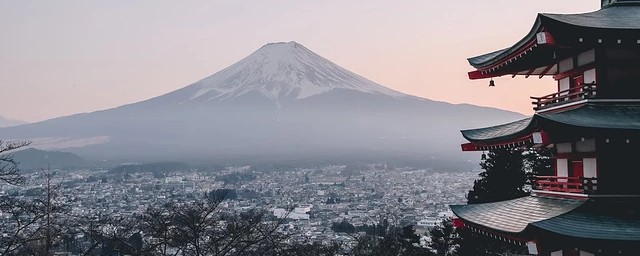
1;0;598;122
4;1;640;255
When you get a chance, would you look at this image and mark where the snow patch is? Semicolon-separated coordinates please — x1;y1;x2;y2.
187;41;406;102
27;136;110;149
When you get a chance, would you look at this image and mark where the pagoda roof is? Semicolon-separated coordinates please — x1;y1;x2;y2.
461;103;640;146
451;196;640;241
543;3;640;30
531;201;640;241
461;117;535;144
450;196;584;234
540;103;640;130
468;3;640;79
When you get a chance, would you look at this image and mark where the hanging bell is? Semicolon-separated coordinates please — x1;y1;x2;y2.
481;152;486;160
489;79;495;87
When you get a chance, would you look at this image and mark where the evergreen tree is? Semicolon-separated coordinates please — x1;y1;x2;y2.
523;147;554;186
428;219;458;256
466;149;528;204
455;227;526;256
399;225;427;256
456;148;542;255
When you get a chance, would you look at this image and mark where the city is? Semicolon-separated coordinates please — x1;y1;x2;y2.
1;164;475;250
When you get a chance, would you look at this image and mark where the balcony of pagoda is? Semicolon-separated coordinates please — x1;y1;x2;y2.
533;176;597;195
530;83;596;111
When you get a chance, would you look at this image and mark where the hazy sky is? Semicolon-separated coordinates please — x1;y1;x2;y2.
1;0;599;122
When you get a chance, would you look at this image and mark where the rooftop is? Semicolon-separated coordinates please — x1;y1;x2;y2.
452;196;640;241
461;102;640;146
467;3;640;79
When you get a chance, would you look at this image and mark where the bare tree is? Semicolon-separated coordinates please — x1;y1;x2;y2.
136;192;291;256
0;140;30;185
0;170;66;256
74;215;143;256
34;171;65;255
0;196;47;255
139;205;173;255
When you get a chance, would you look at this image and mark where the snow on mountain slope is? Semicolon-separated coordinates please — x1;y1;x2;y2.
185;41;406;103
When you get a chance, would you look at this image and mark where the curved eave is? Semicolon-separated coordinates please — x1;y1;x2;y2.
453;197;640;242
461;117;536;145
467;16;559;80
461;103;640;149
450;196;584;234
468;4;640;80
468;16;543;69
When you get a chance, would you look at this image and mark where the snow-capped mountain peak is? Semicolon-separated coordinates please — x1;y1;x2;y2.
187;41;406;102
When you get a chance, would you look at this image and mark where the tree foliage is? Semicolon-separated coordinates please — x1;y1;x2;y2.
466;149;528;204
428;219;458;256
459;148;548;255
523;148;554;184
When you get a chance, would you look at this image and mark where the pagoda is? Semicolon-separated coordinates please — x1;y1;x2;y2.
450;0;640;255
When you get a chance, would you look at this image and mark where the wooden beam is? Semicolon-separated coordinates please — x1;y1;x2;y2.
538;63;555;79
553;62;596;80
524;68;536;78
461;143;480;151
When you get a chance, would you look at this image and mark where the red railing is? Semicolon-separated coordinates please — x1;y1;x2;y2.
530;83;596;111
534;176;598;194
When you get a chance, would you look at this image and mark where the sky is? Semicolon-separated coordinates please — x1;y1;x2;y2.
0;0;599;122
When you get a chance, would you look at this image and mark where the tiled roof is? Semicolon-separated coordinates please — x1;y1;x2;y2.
531;199;640;241
468;4;640;69
461;103;640;144
542;4;640;30
450;196;584;233
538;103;640;130
452;196;640;241
461;117;534;143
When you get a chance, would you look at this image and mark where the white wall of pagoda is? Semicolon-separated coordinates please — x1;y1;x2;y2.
553;49;597;102
554;139;598;179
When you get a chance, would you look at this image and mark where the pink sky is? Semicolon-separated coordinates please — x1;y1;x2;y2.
0;1;599;122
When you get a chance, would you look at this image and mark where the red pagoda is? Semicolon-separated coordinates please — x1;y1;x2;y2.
450;0;640;255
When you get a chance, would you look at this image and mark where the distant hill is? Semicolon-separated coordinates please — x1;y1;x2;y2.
0;42;525;169
12;148;92;171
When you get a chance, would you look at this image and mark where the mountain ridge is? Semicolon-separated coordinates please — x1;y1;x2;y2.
0;42;525;168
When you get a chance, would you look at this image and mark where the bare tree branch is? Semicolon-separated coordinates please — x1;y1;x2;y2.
0;140;31;185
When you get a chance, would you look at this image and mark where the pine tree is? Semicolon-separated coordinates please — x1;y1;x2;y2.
466;149;528;204
428;219;458;256
456;148;538;256
523;147;554;186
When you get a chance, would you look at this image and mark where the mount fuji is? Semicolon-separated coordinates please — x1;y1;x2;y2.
0;42;523;168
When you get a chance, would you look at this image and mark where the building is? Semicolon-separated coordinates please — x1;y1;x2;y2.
450;1;640;255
